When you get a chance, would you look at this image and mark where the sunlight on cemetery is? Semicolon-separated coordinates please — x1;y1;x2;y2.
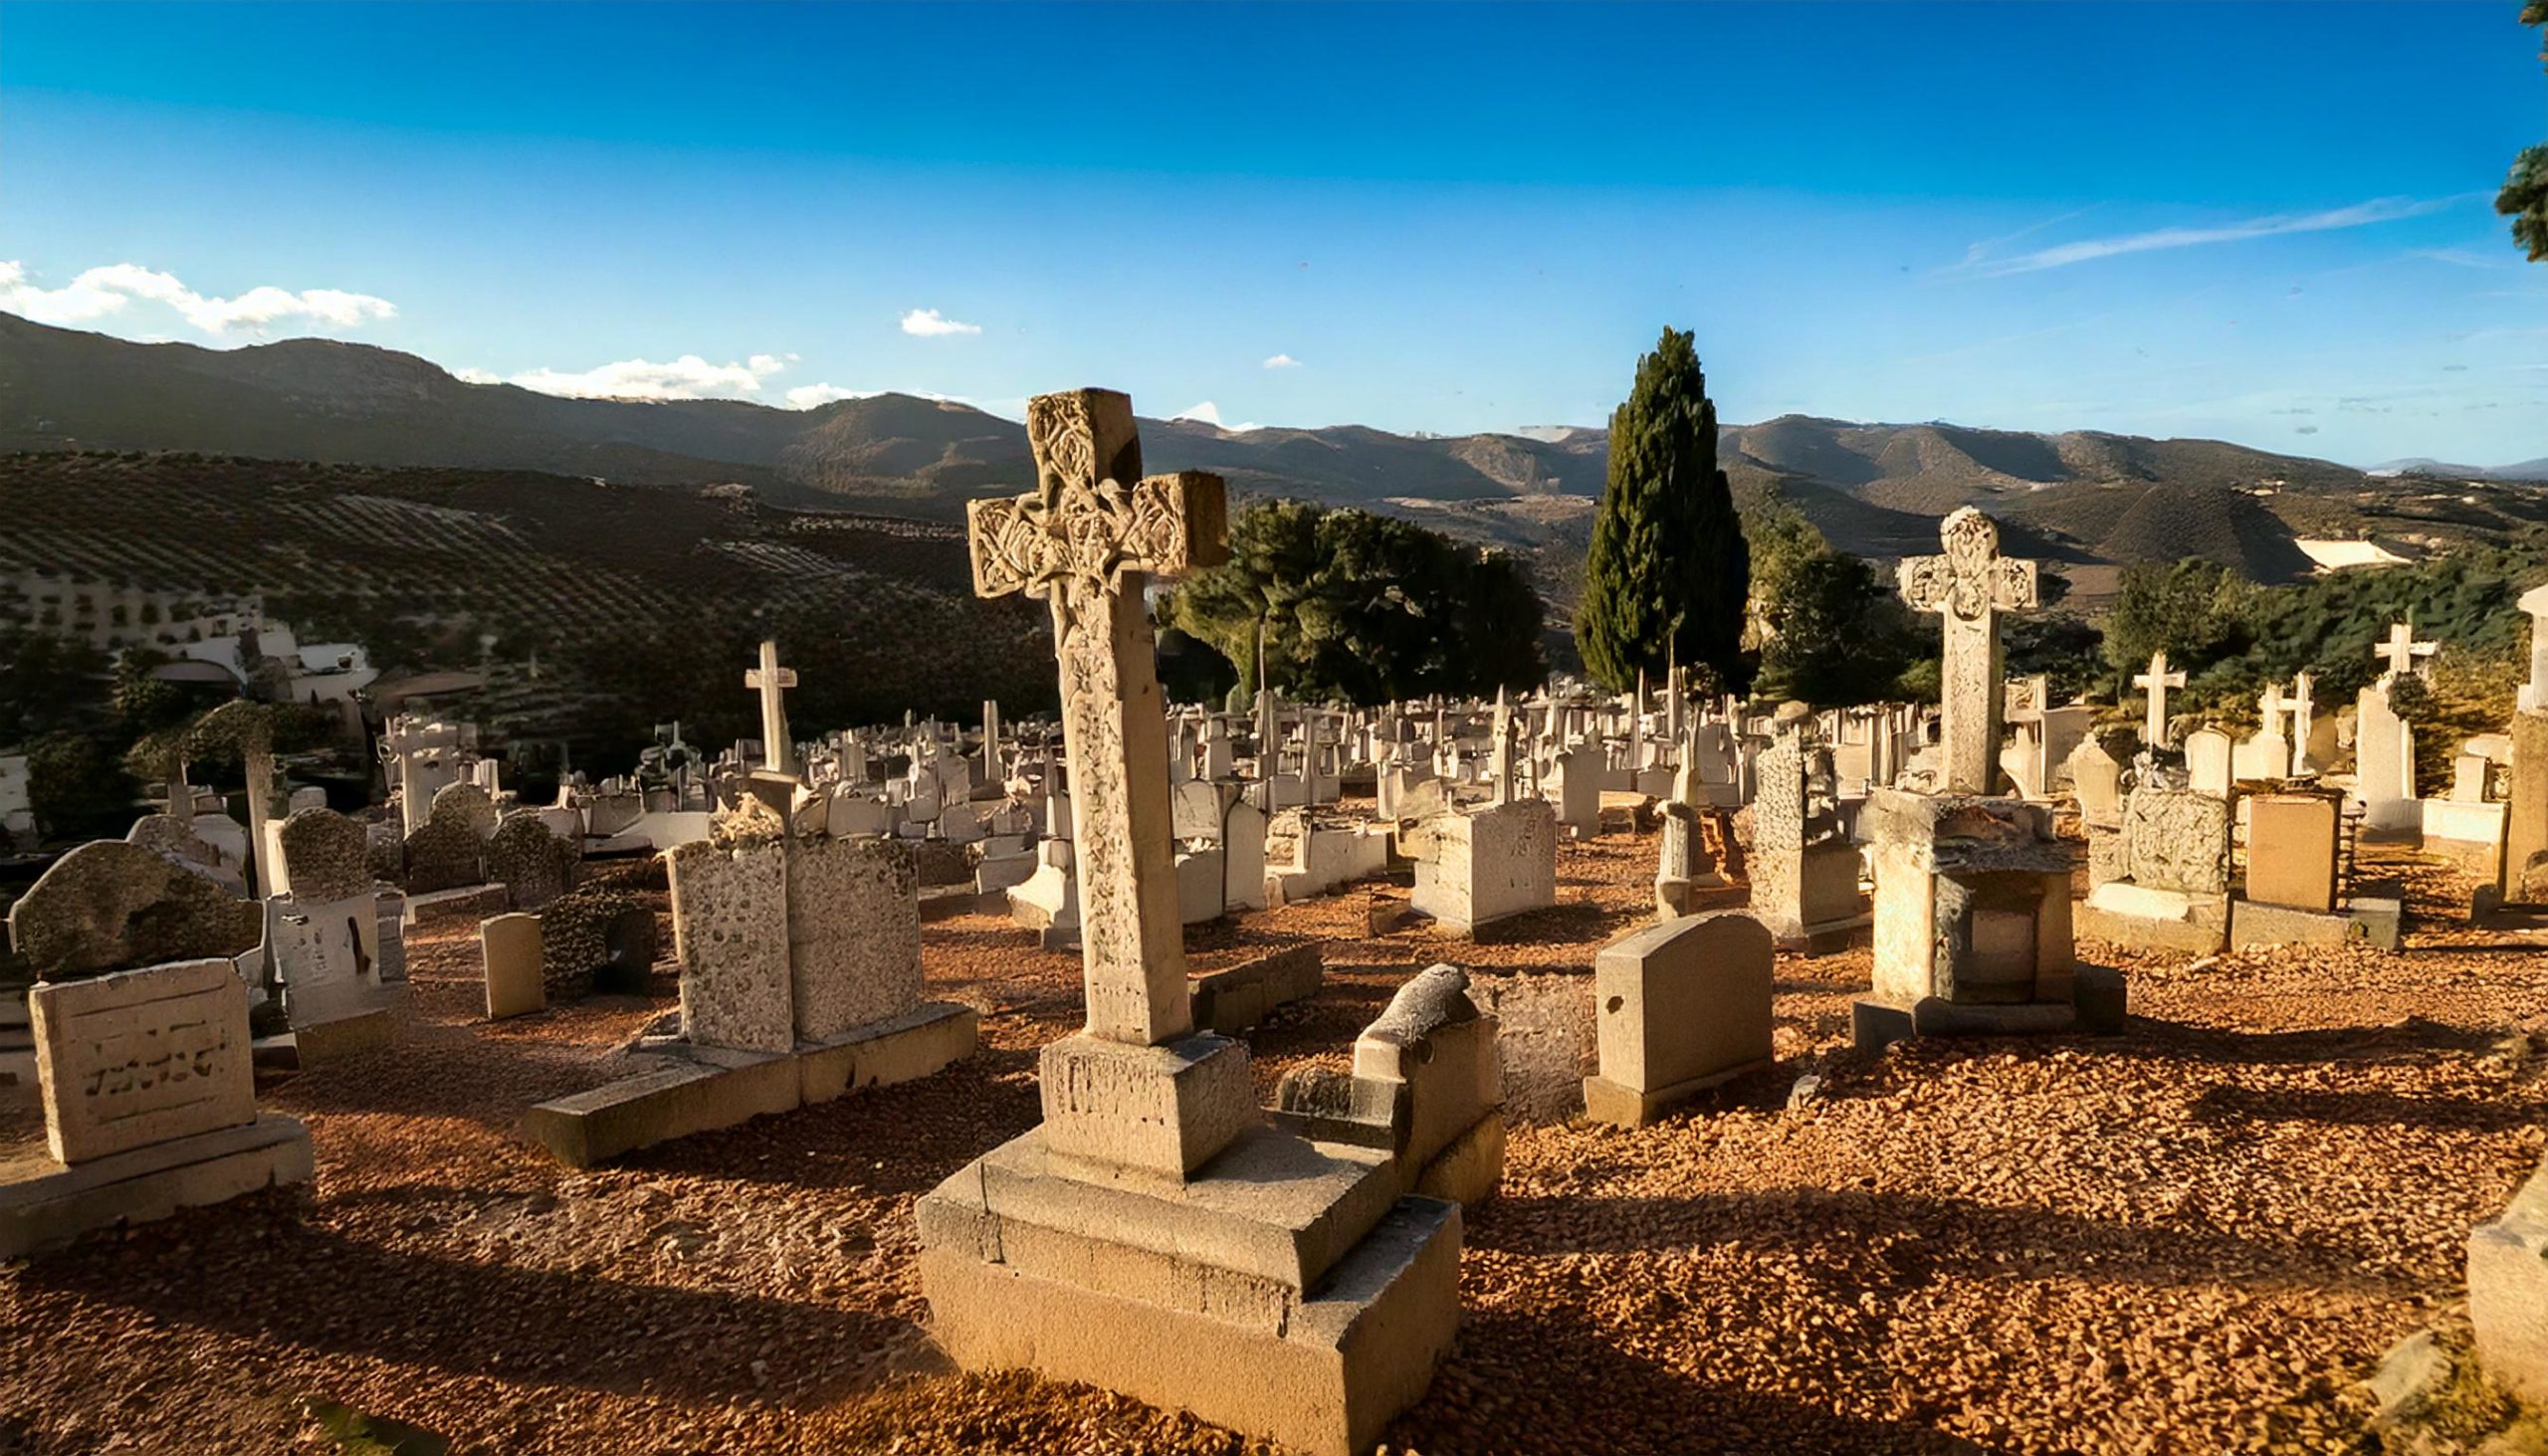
4;4;2548;1453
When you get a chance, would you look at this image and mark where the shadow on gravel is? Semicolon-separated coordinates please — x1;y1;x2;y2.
2191;1082;2540;1134
2128;1019;2503;1067
1462;1185;2409;1294
1393;1307;2005;1456
21;1222;915;1405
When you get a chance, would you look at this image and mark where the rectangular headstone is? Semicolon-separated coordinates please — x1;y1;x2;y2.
786;835;924;1041
667;839;793;1053
30;958;256;1164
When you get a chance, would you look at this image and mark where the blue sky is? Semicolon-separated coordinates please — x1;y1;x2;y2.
2;1;2543;465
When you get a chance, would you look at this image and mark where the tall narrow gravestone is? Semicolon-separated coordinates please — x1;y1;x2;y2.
916;389;1462;1456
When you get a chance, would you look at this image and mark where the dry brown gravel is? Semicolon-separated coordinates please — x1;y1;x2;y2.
5;823;2546;1456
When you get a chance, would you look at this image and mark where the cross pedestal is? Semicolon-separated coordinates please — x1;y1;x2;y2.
1898;508;2039;794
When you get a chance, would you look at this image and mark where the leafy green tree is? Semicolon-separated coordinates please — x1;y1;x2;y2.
0;627;111;746
26;730;136;839
2099;559;2256;692
2504;4;2548;261
1744;505;1922;708
1168;502;1547;705
1575;327;1750;693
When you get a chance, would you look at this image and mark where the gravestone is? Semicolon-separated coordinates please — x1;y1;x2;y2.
538;887;657;999
1748;713;1866;949
6;841;262;980
1584;911;1774;1127
482;913;545;1020
2246;796;2340;913
917;388;1460;1456
664;836;794;1053
428;780;498;840
2077;786;2232;954
275;807;372;904
485;814;574;911
1897;509;2039;793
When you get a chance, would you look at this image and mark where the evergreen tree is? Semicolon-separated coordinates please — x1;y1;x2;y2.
1574;327;1750;693
2502;4;2548;261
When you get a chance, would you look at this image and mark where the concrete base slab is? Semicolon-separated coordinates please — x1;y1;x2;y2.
1772;913;1872;959
921;1192;1461;1456
1;1114;312;1257
287;1005;403;1066
2075;901;2229;955
523;1000;976;1166
2230;897;2402;951
1190;944;1324;1035
1582;1059;1771;1128
799;1001;977;1104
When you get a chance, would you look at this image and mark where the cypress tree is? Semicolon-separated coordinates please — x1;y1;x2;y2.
1574;327;1751;693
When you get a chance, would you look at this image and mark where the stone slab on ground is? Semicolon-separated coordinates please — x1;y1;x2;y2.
1190;943;1323;1035
1583;1061;1770;1128
0;1113;312;1257
521;1000;977;1167
1851;966;2127;1054
403;884;510;929
919;1163;1460;1456
2229;897;2404;951
279;1002;404;1068
2471;1155;2548;1406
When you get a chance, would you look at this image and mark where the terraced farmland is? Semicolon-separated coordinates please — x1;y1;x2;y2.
0;452;1056;766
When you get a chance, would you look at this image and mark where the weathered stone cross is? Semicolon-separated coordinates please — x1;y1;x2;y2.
2289;673;2317;774
744;639;798;777
1897;507;2039;794
968;388;1228;1047
2133;650;2186;751
2375;620;2439;684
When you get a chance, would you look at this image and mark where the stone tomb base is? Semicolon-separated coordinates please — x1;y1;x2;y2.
2471;1153;2548;1407
1851;965;2129;1055
522;1001;976;1167
917;1125;1461;1456
1189;943;1324;1035
1;1114;312;1257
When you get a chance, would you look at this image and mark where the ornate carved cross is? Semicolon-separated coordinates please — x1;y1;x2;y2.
2132;650;2186;752
743;639;798;776
967;389;1228;1046
1897;507;2039;794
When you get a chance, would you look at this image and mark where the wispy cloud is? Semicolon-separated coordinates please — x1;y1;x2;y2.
1262;352;1301;369
900;308;980;337
474;352;791;401
1173;401;1261;432
0;259;395;337
1954;207;2097;269
1961;195;2473;276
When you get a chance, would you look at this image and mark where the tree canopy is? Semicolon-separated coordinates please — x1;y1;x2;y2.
1743;503;1923;708
1574;327;1751;694
1166;501;1548;706
2502;4;2548;261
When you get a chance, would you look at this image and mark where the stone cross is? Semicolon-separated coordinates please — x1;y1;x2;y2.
967;388;1227;1046
2133;650;2186;751
2290;673;2317;775
744;640;798;777
1490;687;1515;806
2257;681;2288;734
2520;586;2548;713
2375;620;2439;684
1897;508;2039;795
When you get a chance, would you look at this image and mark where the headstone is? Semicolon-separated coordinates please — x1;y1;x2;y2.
482;913;545;1020
2133;650;2187;752
1584;911;1774;1127
745;639;800;777
275;807;372;904
486;815;573;911
785;835;923;1041
6;841;262;980
428;780;498;840
2186;728;2233;798
2246;795;2340;913
665;837;793;1053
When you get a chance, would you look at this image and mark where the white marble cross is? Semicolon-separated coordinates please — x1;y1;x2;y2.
967;388;1228;1047
1490;686;1515;806
2289;673;2317;775
2375;620;2439;684
1897;508;2040;794
2133;650;2187;751
743;640;798;776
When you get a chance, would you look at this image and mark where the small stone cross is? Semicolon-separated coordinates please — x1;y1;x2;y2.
2375;620;2439;683
743;640;798;777
967;388;1228;1047
1897;508;2040;794
2132;650;2186;751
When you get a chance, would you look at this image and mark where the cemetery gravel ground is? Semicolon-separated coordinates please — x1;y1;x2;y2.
6;826;2548;1455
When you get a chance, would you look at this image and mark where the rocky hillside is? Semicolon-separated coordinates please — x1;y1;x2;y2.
7;312;2544;609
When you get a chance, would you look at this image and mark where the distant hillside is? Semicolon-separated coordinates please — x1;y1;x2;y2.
6;312;2545;615
0;452;1054;768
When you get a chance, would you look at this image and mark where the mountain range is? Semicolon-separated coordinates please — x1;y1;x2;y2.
6;311;2546;603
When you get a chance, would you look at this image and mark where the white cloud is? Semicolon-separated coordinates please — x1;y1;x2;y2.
453;366;504;384
0;259;396;337
1262;353;1301;369
495;353;789;401
786;382;873;408
1964;195;2473;276
900;308;981;337
1173;400;1261;432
